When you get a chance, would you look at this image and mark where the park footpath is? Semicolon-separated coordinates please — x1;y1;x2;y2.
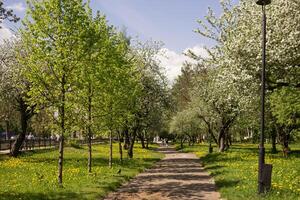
104;146;220;200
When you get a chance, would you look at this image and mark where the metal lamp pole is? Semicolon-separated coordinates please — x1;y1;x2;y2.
255;0;271;194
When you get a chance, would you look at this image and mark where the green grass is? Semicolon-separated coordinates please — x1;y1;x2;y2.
0;143;163;200
179;143;300;200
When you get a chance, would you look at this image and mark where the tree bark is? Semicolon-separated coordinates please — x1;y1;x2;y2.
58;74;66;187
271;129;277;154
139;133;146;149
128;127;137;159
11;97;34;157
109;129;113;168
118;131;123;162
58;134;64;187
146;136;150;149
218;116;236;152
219;135;225;152
180;136;184;149
123;126;130;150
87;83;92;173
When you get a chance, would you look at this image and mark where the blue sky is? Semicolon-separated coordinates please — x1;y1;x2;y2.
2;0;228;51
1;0;238;82
91;0;224;52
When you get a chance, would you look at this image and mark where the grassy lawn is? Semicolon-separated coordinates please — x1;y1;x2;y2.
0;143;163;200
179;143;300;200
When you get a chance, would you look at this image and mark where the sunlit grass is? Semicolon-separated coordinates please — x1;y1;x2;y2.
0;143;163;200
180;143;300;200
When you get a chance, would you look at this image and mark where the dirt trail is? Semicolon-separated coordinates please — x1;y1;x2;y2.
104;147;220;200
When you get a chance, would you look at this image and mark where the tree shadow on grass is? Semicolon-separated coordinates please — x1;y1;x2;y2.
204;165;224;170
18;155;160;169
229;146;258;154
0;191;91;200
215;179;240;188
201;153;244;163
289;150;300;158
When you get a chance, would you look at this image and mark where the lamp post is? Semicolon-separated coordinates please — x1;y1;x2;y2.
255;0;271;194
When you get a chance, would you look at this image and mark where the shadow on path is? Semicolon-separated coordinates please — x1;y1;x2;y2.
103;146;220;200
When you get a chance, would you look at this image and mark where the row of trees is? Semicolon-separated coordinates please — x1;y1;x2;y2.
0;0;169;186
169;0;300;152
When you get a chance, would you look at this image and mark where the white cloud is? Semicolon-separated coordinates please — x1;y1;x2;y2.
0;25;14;44
156;45;208;84
184;45;208;58
6;3;26;12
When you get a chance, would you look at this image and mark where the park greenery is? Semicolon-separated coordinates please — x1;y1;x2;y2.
0;0;169;187
179;143;300;200
0;0;299;199
170;0;299;153
0;144;163;200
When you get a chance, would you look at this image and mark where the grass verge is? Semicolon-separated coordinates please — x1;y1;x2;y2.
179;143;300;200
0;143;163;200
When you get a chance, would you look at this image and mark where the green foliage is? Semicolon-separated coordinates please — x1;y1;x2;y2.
270;87;300;126
170;0;300;150
66;140;82;149
0;144;162;200
181;143;300;200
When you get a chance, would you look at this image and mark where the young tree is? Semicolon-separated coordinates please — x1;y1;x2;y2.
20;0;92;186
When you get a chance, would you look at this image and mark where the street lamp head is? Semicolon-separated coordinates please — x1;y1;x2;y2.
255;0;271;5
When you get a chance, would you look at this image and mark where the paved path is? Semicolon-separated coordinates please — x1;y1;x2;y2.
104;147;220;200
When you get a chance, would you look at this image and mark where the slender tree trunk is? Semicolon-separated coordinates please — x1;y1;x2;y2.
128;127;137;159
117;131;123;162
146;137;149;149
58;134;64;186
180;136;184;149
58;74;66;187
88;133;92;172
109;129;113;168
277;125;290;149
87;83;92;173
139;133;145;149
219;129;225;152
123;127;130;150
271;130;277;154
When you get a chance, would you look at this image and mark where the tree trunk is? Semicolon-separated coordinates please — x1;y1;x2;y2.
109;130;113;168
277;125;290;149
219;136;225;152
58;134;64;187
128;127;137;159
218;117;235;152
88;133;92;172
58;74;66;187
180;137;184;149
224;131;230;151
139;133;145;149
117;131;123;162
218;127;226;152
11;97;32;157
87;84;92;173
123;126;130;150
146;137;149;149
271;131;277;154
